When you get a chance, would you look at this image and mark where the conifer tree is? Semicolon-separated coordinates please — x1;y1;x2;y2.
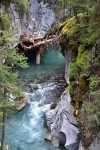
0;31;28;150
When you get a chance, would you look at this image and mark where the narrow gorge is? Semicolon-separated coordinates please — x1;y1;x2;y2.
0;0;100;150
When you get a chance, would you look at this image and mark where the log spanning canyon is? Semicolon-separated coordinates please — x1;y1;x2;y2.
18;33;56;65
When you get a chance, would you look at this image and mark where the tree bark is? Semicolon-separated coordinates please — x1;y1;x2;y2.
36;52;40;65
1;88;7;150
1;110;6;150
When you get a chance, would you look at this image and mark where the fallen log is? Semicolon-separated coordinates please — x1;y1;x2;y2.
19;37;56;50
34;36;44;41
33;35;56;41
34;38;56;47
18;33;56;65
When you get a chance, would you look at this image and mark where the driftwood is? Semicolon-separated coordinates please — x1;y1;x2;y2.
19;33;56;65
19;33;56;50
20;37;55;50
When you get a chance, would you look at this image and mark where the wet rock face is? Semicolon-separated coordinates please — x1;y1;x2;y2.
45;91;81;150
8;0;55;36
64;49;71;84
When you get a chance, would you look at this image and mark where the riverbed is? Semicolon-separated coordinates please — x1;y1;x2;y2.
1;47;66;150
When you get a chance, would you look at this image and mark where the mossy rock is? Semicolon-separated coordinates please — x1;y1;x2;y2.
59;16;78;38
76;50;90;68
58;14;83;39
70;61;78;80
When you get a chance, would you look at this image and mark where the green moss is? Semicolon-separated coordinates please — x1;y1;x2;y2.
76;45;90;74
59;16;79;38
0;12;10;30
76;49;90;77
67;82;75;95
76;50;89;68
78;45;86;55
58;14;84;39
58;19;71;30
61;16;76;32
70;61;78;80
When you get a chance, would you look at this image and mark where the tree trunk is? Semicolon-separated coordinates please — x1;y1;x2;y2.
1;110;6;150
1;88;7;150
36;52;40;65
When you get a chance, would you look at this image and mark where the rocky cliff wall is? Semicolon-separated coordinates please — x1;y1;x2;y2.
45;90;82;150
51;15;100;149
0;0;55;36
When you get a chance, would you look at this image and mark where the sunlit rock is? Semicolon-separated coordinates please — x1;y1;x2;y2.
16;96;26;111
45;91;81;149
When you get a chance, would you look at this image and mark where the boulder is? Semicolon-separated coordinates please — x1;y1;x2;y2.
44;133;52;141
16;96;26;111
45;91;81;149
52;135;59;147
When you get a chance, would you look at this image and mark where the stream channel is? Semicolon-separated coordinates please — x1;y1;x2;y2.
1;46;66;150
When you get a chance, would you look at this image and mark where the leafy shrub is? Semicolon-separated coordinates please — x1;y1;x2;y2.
83;95;100;130
89;76;100;91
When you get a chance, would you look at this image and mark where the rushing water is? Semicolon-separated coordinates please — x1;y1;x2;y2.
0;47;65;150
5;87;58;150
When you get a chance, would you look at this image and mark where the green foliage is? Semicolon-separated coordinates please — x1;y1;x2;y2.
0;28;28;149
0;12;10;30
88;29;100;46
82;27;100;46
83;96;100;129
0;31;28;113
67;82;75;95
13;0;29;11
0;0;29;11
0;30;18;45
76;50;89;68
70;61;78;80
57;0;100;146
77;45;85;57
89;76;100;91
